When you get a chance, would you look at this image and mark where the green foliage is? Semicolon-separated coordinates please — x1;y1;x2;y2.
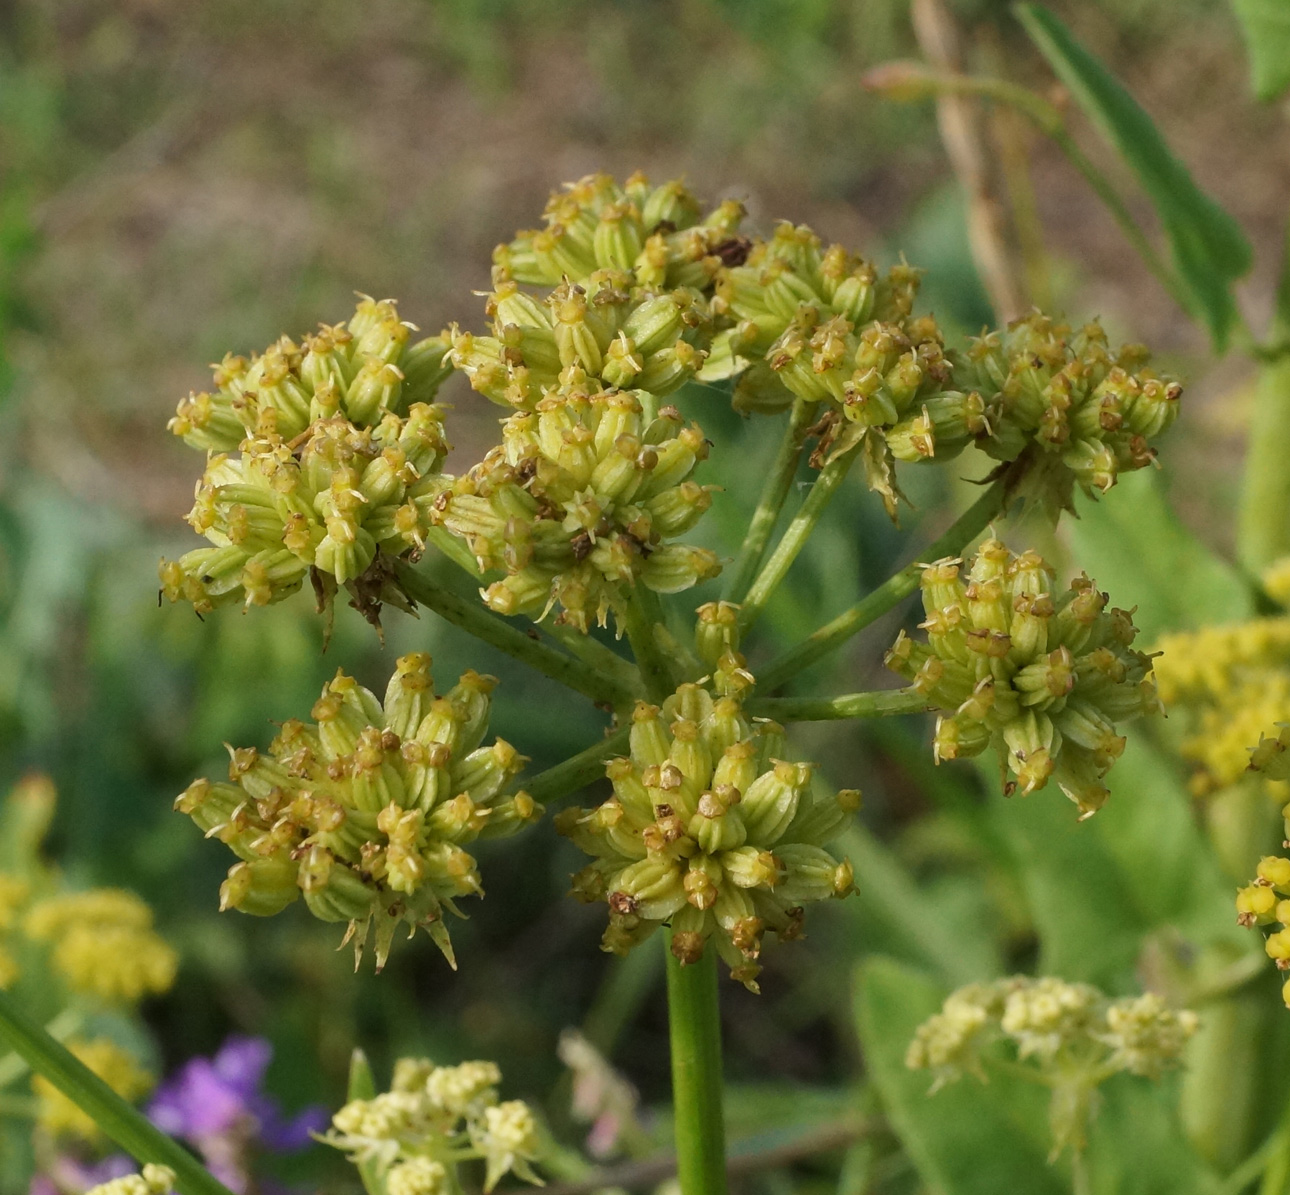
1016;3;1253;351
1230;0;1290;101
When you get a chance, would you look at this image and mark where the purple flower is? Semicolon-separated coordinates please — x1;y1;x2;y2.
31;1154;135;1195
147;1037;327;1193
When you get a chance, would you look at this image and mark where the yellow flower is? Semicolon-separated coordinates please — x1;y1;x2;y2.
26;890;177;1004
33;1038;152;1141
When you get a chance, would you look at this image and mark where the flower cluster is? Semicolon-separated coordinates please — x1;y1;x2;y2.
175;654;539;968
1153;618;1290;795
24;890;177;1005
557;658;858;991
160;401;451;618
951;313;1182;505
450;275;714;410
168;296;452;453
84;1165;175;1195
886;540;1158;817
908;977;1198;1155
148;1035;326;1193
324;1057;542;1193
0;777;176;1006
433;382;720;631
492;171;747;295
34;1039;153;1143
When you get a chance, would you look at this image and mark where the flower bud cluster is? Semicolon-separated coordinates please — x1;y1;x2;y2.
175;654;540;968
433;381;720;632
86;1166;176;1195
886;540;1158;818
1153;619;1290;795
908;977;1197;1154
492;171;748;295
450;274;714;410
1232;761;1290;1009
34;1038;153;1142
324;1057;541;1192
557;662;858;991
712;221;946;416
951;313;1182;501
160;403;451;615
168;297;452;453
24;889;178;1005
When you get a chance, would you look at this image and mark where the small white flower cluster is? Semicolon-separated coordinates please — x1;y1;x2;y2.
325;1058;542;1193
85;1165;175;1195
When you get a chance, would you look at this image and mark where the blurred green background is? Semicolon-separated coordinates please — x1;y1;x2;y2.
1;0;1287;1191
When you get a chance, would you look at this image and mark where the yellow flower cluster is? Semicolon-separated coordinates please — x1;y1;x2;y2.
450;275;713;411
492;171;747;294
886;541;1159;817
432;380;720;632
168;296;452;453
1153;618;1290;794
25;890;178;1004
324;1057;542;1192
176;654;540;968
557;659;857;991
33;1038;153;1142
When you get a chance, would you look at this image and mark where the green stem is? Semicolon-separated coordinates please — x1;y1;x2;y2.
423;525;485;578
747;689;933;722
543;623;644;704
523;726;630;805
0;1007;81;1089
722;399;818;606
1071;1149;1093;1195
756;465;1018;692
739;438;861;634
622;590;675;703
395;564;634;709
665;936;727;1195
0;988;235;1195
1238;358;1290;574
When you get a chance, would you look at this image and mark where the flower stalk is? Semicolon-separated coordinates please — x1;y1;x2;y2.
0;988;236;1195
756;462;1020;691
665;937;727;1195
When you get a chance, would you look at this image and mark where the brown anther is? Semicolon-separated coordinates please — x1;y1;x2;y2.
608;891;640;916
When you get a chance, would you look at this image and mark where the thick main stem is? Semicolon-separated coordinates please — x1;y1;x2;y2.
756;467;1016;692
722;399;818;605
0;988;235;1195
665;938;727;1195
522;726;629;805
395;564;635;709
739;439;861;633
621;589;675;704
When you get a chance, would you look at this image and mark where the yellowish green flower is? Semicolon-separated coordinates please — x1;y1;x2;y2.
25;890;177;1004
949;313;1182;506
908;977;1197;1157
492;171;747;295
175;653;540;969
1153;618;1290;795
160;403;450;617
33;1038;153;1142
449;274;713;410
324;1057;542;1192
557;660;858;991
167;297;452;453
886;540;1158;817
432;378;720;633
85;1165;176;1195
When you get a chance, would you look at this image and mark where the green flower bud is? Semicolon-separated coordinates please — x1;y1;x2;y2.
889;542;1155;817
177;655;536;969
558;675;856;989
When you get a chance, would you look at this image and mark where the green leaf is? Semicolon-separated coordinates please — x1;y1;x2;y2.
345;1050;386;1195
1015;3;1253;350
855;957;1066;1195
1067;468;1252;643
1231;0;1290;101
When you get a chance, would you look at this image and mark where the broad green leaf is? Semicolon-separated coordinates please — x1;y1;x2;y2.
855;957;1066;1195
1066;468;1252;643
1015;4;1253;349
1231;0;1290;101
